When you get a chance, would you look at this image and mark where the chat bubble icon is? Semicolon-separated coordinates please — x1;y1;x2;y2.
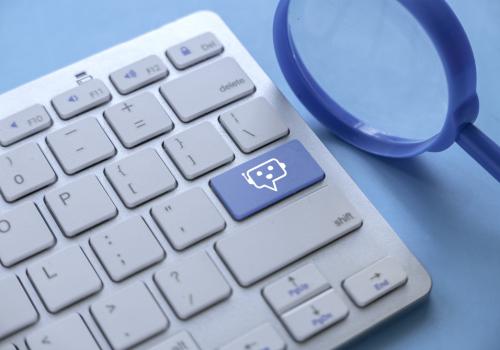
242;158;287;192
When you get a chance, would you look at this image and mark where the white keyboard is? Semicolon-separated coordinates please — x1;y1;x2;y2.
0;11;431;350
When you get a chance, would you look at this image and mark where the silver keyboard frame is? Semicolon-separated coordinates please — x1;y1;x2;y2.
0;11;431;350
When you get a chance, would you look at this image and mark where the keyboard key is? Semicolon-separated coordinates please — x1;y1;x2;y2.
210;140;324;221
104;93;174;148
91;282;169;350
216;186;362;287
44;175;118;237
110;55;168;95
150;331;200;350
0;344;17;350
90;216;165;282
27;246;103;313
0;276;38;339
219;98;289;153
342;257;408;307
160;58;255;122
46;118;116;175
154;251;232;320
151;188;225;250
105;149;177;208
26;314;100;350
219;324;286;350
281;289;349;342
163;122;234;180
263;264;331;314
0;143;57;202
51;79;111;120
0;104;52;147
166;32;223;70
0;202;55;267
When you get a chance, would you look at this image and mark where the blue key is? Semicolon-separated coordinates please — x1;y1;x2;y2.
210;140;325;221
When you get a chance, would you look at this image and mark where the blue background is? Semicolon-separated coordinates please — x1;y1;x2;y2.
1;0;499;348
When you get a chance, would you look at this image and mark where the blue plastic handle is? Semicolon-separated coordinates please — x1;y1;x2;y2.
273;0;500;182
456;124;500;181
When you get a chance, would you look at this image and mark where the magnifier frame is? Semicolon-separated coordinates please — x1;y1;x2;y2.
274;0;500;181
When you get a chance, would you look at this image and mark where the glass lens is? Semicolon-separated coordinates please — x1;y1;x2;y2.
288;0;448;140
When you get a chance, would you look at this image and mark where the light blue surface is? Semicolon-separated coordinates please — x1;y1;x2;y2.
210;140;325;220
0;1;499;348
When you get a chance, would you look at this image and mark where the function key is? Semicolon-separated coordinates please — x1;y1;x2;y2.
166;32;223;70
51;79;111;120
109;55;168;95
0;104;52;147
342;257;408;307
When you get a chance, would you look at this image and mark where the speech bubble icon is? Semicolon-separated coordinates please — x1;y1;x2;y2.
242;158;287;192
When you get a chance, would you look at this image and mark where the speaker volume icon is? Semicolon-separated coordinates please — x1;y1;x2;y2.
124;69;137;79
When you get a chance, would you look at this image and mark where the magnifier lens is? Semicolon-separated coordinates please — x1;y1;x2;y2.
289;0;449;140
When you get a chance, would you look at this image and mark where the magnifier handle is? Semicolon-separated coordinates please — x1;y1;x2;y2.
456;123;500;182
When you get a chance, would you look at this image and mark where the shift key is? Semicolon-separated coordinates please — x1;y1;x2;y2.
215;185;363;287
160;57;255;122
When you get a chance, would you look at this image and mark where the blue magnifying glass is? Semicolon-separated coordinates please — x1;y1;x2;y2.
274;0;500;181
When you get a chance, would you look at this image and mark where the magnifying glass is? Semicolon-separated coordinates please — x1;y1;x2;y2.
274;0;500;181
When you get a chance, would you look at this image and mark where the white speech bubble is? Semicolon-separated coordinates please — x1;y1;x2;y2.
242;158;287;192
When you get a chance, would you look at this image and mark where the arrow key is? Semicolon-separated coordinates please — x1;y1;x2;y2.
26;314;100;350
263;263;330;315
219;324;285;350
342;257;408;307
281;289;349;342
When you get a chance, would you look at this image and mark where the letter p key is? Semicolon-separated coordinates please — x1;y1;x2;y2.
59;192;71;206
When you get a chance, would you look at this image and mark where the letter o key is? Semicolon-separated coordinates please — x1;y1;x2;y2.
0;219;11;234
14;174;24;185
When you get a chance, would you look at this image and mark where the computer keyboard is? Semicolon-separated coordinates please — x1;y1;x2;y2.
0;11;431;350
